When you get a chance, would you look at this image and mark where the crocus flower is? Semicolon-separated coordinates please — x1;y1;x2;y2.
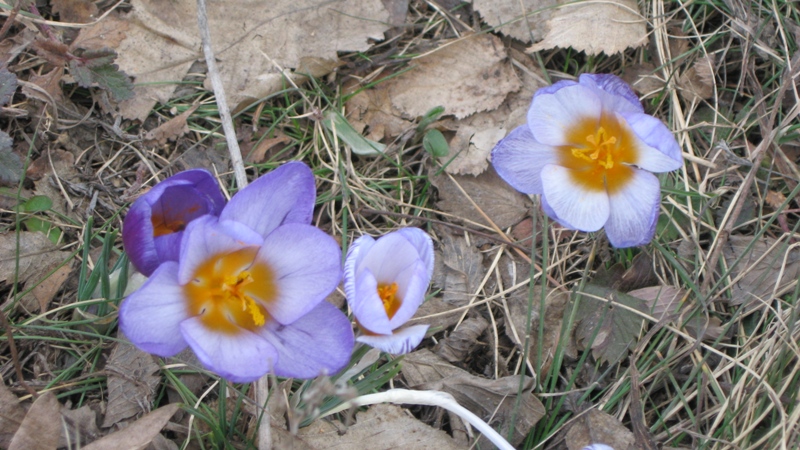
120;162;354;382
344;228;433;354
123;169;226;276
492;74;683;247
582;445;614;450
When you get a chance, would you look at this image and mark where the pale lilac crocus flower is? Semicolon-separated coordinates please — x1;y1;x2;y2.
120;162;354;382
492;74;683;247
583;445;614;450
344;228;433;354
123;169;226;276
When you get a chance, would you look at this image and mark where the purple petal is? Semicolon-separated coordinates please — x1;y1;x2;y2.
581;445;615;450
579;73;644;114
604;169;661;248
395;228;434;279
259;302;355;379
491;125;559;195
167;169;227;215
180;316;277;383
541;164;610;232
357;324;429;355
528;84;602;146
177;216;264;285
344;235;376;304
254;224;341;325
122;199;160;276
119;262;189;356
221;162;316;238
532;79;578;99
622;112;683;169
351;268;393;335
153;231;183;268
388;260;429;329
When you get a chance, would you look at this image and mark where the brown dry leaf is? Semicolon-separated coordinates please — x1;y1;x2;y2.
60;405;103;448
403;349;544;446
434;315;488;363
0;381;27;448
245;133;293;164
765;190;787;208
722;235;800;310
678;55;716;102
344;80;412;143
565;408;635;450
433;232;485;306
298;403;461;449
82;0;392;120
84;404;179;450
431;166;531;230
143;105;199;146
441;73;543;175
70;13;129;51
528;0;647;55
31;263;72;313
473;0;558;43
407;296;464;332
504;285;568;376
387;34;521;119
52;0;98;23
0;232;69;287
621;63;666;97
21;67;66;105
8;392;62;450
628;286;724;342
102;338;161;428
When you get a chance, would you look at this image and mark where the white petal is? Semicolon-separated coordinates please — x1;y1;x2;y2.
541;165;610;232
387;260;428;329
528;84;602;146
344;235;375;305
605;169;661;248
357;324;429;355
395;228;434;278
491;125;559;195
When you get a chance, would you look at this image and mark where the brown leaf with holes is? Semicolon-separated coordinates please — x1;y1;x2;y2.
143;105;199;146
565;408;635;450
431;166;531;230
528;0;646;55
386;34;521;119
722;235;800;310
402;349;544;446
298;403;461;449
84;404;179;450
434;315;488;362
8;392;62;450
679;55;716;102
102;337;161;427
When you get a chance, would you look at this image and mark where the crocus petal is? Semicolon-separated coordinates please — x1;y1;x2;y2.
122;199;160;276
528;84;602;146
344;235;376;304
357;232;422;286
541;164;610;232
581;445;615;450
395;228;434;278
351;268;393;335
604;169;661;248
119;262;189;357
180;316;277;383
622;112;683;170
492;125;559;195
177;216;264;285
221;161;316;238
255;223;341;325
388;260;429;329
541;194;576;230
153;231;183;267
579;73;644;114
357;324;429;355
167;169;227;214
259;302;355;379
532;79;577;98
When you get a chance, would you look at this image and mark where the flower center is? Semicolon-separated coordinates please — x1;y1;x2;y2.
152;217;186;237
185;247;276;334
377;282;401;319
558;114;638;193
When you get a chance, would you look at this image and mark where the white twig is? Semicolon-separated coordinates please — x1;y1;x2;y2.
321;389;515;450
195;0;247;189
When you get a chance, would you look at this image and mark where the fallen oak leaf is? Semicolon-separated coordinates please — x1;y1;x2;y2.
83;404;180;450
143;105;200;146
8;392;62;450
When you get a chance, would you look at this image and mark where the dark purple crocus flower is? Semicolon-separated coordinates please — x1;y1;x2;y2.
122;169;226;276
119;162;354;382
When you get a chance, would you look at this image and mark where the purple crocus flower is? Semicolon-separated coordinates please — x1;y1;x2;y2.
123;169;226;276
492;74;683;247
120;162;354;382
344;228;433;355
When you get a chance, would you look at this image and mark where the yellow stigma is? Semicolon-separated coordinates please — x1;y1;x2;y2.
558;115;638;194
185;247;276;333
377;282;401;319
